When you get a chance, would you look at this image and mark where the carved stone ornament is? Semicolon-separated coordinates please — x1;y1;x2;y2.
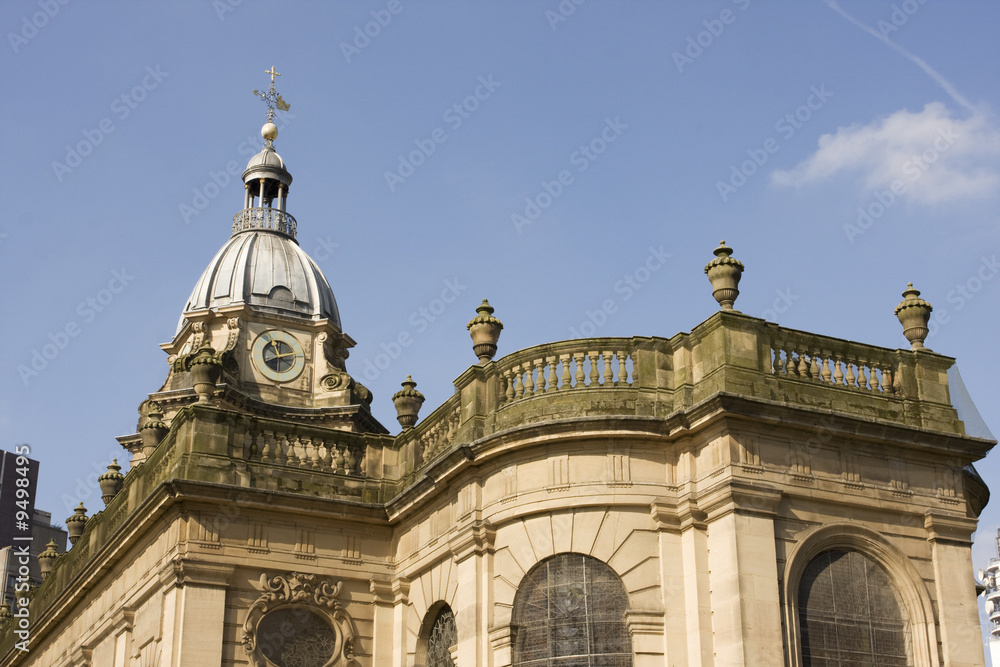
320;372;349;391
242;572;358;667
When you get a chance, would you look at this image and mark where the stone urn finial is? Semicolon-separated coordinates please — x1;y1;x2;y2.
392;375;426;430
895;283;933;350
99;459;125;506
467;299;504;363
66;502;88;546
37;539;59;580
704;240;745;311
188;345;222;403
139;401;168;457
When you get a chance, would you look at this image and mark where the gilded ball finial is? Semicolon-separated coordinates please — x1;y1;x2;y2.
261;122;278;142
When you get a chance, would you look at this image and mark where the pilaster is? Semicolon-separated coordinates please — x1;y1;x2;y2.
925;512;985;667
703;482;784;666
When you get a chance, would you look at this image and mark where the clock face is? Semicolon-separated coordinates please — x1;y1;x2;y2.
251;330;306;382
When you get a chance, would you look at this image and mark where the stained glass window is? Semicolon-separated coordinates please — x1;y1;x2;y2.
512;553;632;666
257;607;337;667
798;550;909;666
426;605;457;667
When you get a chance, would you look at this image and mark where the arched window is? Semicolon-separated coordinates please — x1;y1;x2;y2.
511;553;632;666
425;605;457;667
798;550;909;665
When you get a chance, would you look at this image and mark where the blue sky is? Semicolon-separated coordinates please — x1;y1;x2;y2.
3;0;999;656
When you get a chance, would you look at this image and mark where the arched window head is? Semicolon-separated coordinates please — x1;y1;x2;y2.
798;550;909;665
425;605;457;667
512;553;632;666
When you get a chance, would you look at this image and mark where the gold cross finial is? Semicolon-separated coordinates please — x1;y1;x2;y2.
265;66;280;84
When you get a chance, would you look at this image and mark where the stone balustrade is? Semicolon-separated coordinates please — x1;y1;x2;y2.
236;420;366;476
766;325;899;395
497;339;635;406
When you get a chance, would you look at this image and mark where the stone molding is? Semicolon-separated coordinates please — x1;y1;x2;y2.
157;558;234;589
923;510;976;546
449;520;496;563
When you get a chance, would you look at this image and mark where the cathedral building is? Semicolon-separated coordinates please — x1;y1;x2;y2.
0;74;993;666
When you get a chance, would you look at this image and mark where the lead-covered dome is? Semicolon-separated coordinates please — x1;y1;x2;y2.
177;230;341;334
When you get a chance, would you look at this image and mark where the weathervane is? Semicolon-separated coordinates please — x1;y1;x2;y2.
252;66;290;127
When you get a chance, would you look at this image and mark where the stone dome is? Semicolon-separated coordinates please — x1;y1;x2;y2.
177;230;341;334
245;146;286;171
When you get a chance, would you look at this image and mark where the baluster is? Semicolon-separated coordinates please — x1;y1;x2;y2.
821;356;832;383
589;352;600;386
504;370;515;403
307;437;321;468
513;366;524;399
347;447;358;475
616;351;628;385
276;434;288;463
320;440;333;469
785;349;797;376
864;363;876;392
844;360;856;389
261;431;273;462
809;353;820;381
534;358;546;395
523;361;535;395
833;357;844;386
548;356;560;392
574;353;585;387
242;431;253;459
560;354;572;390
334;445;346;473
798;352;810;378
771;346;782;375
882;366;895;394
603;352;614;386
289;435;301;465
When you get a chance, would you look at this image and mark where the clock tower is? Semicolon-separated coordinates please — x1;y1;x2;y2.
129;70;385;463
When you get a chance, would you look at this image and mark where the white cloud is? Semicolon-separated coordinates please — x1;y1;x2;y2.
771;103;1000;204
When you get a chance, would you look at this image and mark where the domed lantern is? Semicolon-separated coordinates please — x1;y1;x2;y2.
392;376;425;430
467;299;503;363
895;283;933;350
704;240;745;311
